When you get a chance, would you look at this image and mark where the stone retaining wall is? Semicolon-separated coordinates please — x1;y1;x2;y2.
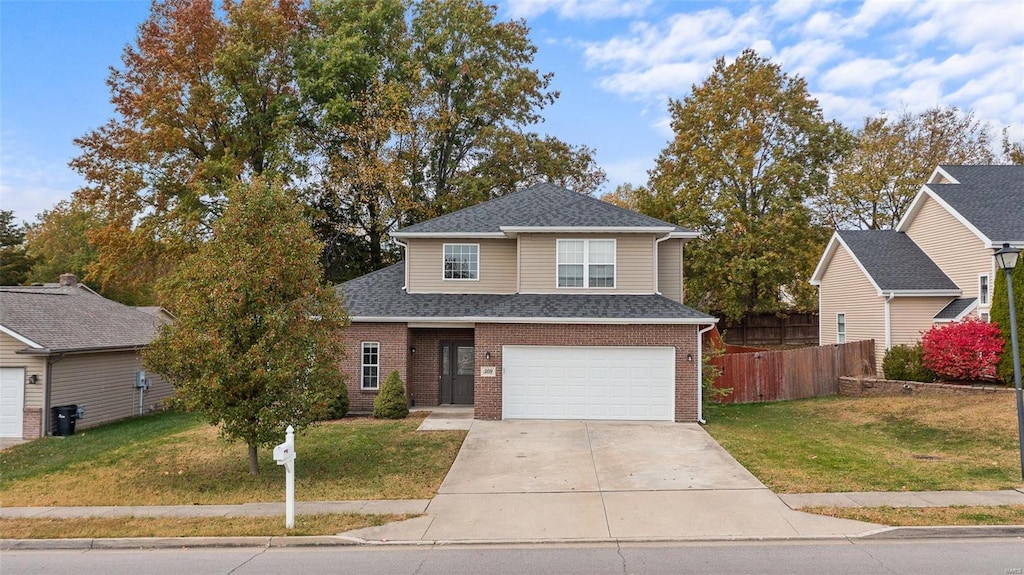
838;376;1013;397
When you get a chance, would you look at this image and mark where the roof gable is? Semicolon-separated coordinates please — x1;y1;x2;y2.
811;230;959;295
0;284;167;353
897;165;1024;246
393;182;696;237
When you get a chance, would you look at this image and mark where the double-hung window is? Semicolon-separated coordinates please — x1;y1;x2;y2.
361;342;380;390
979;274;991;307
836;313;847;343
557;239;615;288
443;244;479;280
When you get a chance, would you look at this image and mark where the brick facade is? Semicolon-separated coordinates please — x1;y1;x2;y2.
473;323;700;422
341;323;409;412
408;328;475;407
22;407;41;439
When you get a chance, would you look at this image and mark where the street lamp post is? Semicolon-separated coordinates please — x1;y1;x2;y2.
994;243;1023;480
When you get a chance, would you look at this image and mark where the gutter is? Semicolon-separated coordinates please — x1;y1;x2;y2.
696;323;717;425
43;353;66;437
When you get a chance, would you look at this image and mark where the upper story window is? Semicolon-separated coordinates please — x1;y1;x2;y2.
557;239;615;288
443;244;479;280
979;274;990;307
836;313;846;343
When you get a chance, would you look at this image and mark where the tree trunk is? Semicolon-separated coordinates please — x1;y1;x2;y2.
248;444;259;475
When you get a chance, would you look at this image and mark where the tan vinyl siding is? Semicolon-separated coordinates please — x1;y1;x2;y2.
519;233;656;294
819;246;886;372
0;332;46;410
657;238;683;302
406;238;517;294
905;195;991;312
889;297;949;345
50;351;173;430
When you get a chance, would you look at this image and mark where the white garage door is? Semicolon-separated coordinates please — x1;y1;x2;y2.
502;346;675;421
0;367;25;438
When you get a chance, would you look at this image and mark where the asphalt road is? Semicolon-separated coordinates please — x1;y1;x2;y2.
2;538;1023;575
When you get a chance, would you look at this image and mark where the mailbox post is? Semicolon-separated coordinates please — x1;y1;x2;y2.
272;425;296;528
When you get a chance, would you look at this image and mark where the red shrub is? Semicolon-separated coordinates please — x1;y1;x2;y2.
920;318;1005;381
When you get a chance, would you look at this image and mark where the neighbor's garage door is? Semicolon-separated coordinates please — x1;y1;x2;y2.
0;367;25;438
502;346;675;421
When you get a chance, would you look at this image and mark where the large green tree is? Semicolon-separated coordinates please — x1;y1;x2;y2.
0;211;34;285
144;178;347;475
636;49;851;321
819;106;996;230
992;259;1024;385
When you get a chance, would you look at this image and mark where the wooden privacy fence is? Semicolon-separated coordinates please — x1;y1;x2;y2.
710;339;876;404
719;313;819;347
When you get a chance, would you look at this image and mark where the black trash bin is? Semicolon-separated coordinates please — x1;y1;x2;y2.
53;405;78;436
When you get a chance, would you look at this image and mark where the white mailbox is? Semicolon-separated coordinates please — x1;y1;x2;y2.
273;425;296;528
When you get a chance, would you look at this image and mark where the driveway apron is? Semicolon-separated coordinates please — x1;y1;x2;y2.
343;420;879;542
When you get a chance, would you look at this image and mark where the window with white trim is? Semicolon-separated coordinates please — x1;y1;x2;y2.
979;274;991;307
557;239;615;288
980;311;991;323
443;244;479;280
836;313;846;343
361;342;380;390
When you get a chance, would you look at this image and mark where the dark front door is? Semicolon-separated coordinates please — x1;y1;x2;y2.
440;342;474;405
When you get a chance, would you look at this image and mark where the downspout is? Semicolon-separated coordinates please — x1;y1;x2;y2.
654;233;672;295
395;240;409;291
883;292;894;351
43;353;66;436
696;323;716;425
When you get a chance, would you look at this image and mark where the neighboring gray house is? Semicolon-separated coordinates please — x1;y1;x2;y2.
0;274;173;440
811;165;1024;374
338;183;718;423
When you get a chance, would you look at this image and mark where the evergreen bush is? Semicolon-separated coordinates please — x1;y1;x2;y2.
373;370;409;419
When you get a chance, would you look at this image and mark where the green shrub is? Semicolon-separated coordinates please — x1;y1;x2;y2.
372;370;409;419
991;264;1024;385
325;382;349;420
882;343;936;382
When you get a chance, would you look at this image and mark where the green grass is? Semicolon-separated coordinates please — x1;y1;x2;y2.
704;394;1023;493
1;411;466;506
803;505;1024;526
0;513;411;539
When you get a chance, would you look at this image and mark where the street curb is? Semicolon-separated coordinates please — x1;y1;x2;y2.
4;525;1023;550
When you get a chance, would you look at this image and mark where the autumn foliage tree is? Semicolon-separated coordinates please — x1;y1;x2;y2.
144;178;347;475
920;318;1004;382
632;49;851;320
819;106;997;230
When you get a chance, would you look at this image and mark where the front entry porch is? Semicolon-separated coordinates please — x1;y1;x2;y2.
408;327;476;408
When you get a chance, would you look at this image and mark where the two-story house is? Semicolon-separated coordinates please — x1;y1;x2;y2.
337;183;718;423
811;165;1024;374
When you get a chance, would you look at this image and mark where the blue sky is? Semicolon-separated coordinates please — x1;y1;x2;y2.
3;0;1023;224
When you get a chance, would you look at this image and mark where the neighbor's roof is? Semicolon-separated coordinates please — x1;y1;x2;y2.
897;164;1024;246
934;297;978;322
337;263;716;324
392;182;696;237
0;283;167;353
811;230;960;294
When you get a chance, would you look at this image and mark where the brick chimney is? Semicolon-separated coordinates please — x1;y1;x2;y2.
59;273;78;287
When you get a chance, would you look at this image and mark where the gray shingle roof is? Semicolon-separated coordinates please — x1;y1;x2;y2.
838;230;959;292
338;263;715;322
0;284;166;353
929;165;1024;242
395;182;693;235
934;297;978;320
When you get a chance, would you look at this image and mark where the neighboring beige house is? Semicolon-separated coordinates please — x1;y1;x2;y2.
338;182;718;423
811;165;1024;374
0;274;174;440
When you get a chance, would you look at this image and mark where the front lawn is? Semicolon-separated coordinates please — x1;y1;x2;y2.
804;505;1024;526
0;411;465;506
704;394;1023;493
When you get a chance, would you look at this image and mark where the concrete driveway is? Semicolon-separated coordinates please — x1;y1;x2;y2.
344;418;880;543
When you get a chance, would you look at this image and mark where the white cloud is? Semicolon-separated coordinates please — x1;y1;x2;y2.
505;0;651;20
597;62;710;99
819;57;901;92
603;156;655;188
777;39;844;78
